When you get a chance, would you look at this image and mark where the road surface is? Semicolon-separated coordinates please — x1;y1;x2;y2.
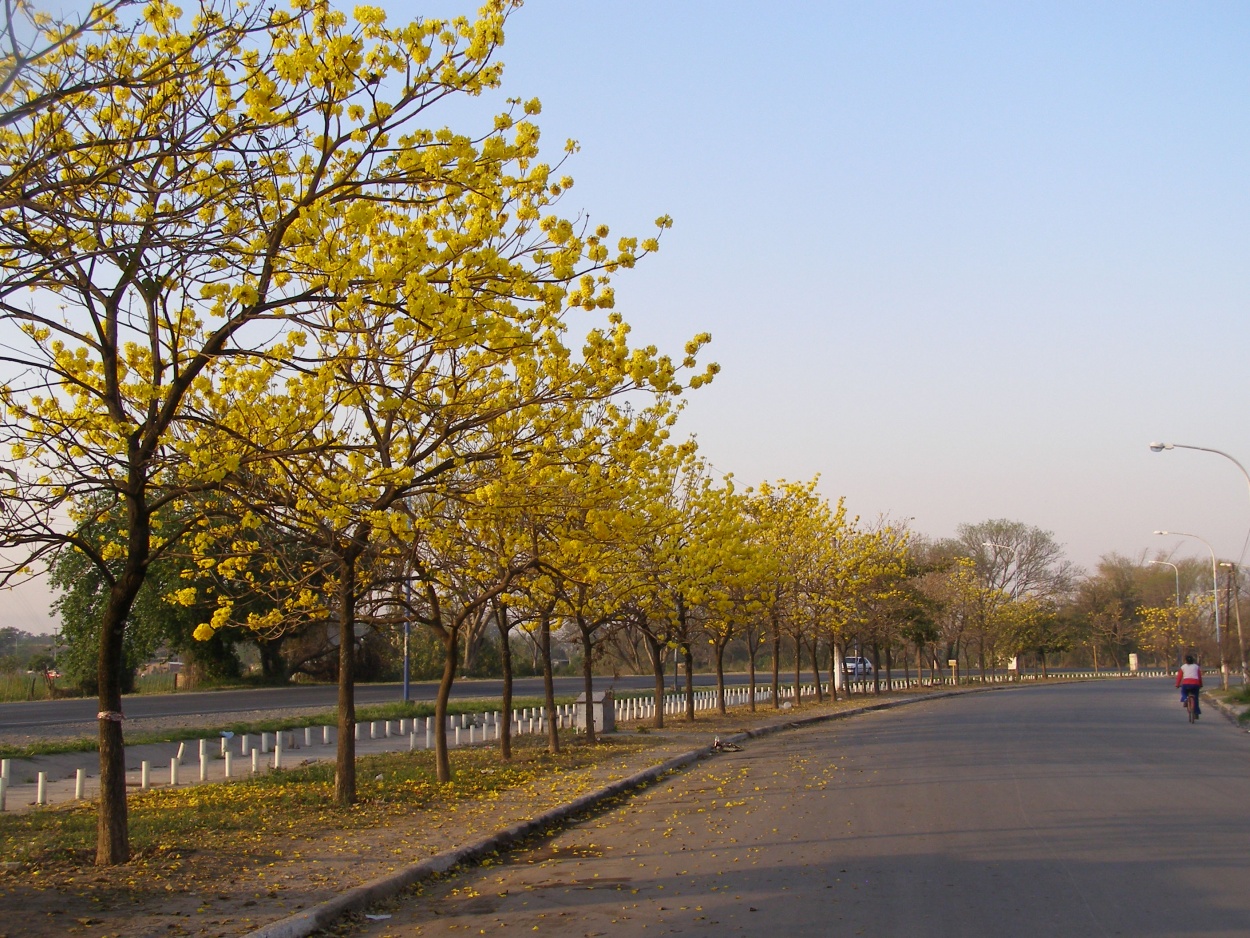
343;679;1250;937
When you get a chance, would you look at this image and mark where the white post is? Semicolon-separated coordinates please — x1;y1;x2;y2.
425;722;433;749
75;768;84;800
220;737;228;757
409;729;417;751
141;761;150;790
384;720;392;738
250;749;259;774
241;734;251;756
0;758;8;784
260;732;271;754
370;721;377;740
274;732;283;770
36;771;46;805
354;723;360;741
175;742;186;763
304;727;313;747
199;752;208;783
224;751;233;779
0;777;6;811
454;726;461;747
170;758;179;786
323;726;332;745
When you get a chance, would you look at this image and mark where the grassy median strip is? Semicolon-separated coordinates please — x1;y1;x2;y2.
0;732;654;872
0;696;570;759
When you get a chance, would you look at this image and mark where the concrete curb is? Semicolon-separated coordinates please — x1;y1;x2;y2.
241;685;998;938
1206;691;1250;729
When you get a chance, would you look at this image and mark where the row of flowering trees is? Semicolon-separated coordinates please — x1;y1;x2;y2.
0;0;716;864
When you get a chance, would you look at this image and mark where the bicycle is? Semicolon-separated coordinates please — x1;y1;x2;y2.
1185;692;1197;723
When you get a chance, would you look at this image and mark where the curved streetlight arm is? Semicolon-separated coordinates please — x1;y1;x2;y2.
1149;442;1250;503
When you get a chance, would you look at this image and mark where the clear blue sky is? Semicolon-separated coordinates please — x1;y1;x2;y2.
9;0;1250;633
467;0;1250;572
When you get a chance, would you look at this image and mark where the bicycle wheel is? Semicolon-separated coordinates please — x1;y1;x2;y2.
1186;693;1196;724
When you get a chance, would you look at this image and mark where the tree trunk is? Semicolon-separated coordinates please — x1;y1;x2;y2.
682;641;695;722
495;602;513;761
96;580;138;865
808;635;822;703
580;623;596;744
793;634;802;703
335;554;359;803
871;641;881;695
771;629;781;709
747;638;757;711
833;641;845;697
539;610;559;754
645;630;665;729
433;629;456;782
885;642;893;691
715;642;727;714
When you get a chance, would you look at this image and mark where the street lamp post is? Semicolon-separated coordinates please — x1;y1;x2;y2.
1218;562;1249;685
1155;531;1227;689
1147;560;1182;667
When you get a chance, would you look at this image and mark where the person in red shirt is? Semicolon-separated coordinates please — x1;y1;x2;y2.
1175;654;1203;718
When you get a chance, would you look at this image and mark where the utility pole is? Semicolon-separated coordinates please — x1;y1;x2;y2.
1220;562;1249;686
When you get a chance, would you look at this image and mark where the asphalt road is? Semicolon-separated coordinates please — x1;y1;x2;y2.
0;673;753;737
344;679;1250;937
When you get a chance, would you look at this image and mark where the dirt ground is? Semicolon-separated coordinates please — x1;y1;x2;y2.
0;691;911;938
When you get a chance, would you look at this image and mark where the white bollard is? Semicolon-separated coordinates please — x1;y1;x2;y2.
0;777;6;812
36;772;46;805
370;721;378;740
175;742;186;764
454;727;461;747
384;720;392;738
260;732;271;754
224;751;233;779
399;718;408;735
409;730;417;751
323;726;332;745
274;733;283;770
0;758;8;784
170;758;179;786
251;749;259;774
200;752;208;783
304;727;313;748
241;734;251;756
75;768;85;800
426;724;434;749
354;724;361;741
468;725;476;744
141;761;150;790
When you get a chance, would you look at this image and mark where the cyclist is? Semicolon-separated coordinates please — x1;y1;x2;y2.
1175;654;1203;719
